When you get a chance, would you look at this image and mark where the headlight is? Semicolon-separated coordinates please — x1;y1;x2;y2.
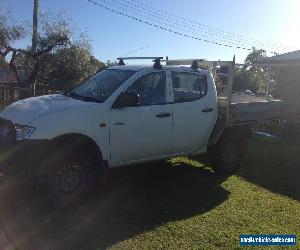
15;124;35;141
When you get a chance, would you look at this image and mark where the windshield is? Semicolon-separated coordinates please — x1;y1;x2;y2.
66;69;135;102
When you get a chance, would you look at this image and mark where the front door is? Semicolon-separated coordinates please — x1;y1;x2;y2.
110;71;172;165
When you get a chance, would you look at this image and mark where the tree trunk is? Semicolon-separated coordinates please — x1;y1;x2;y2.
9;50;21;82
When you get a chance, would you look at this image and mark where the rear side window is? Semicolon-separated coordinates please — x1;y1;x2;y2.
171;72;207;103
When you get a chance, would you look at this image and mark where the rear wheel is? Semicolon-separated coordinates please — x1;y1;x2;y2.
209;129;248;175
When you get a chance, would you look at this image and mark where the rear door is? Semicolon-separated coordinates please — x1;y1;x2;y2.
170;71;217;154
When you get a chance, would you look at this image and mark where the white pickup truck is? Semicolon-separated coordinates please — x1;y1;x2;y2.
0;57;282;206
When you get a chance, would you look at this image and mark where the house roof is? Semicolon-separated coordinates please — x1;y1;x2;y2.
0;69;28;83
259;50;300;66
267;50;300;61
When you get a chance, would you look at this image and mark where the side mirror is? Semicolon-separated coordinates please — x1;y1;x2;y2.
112;91;140;109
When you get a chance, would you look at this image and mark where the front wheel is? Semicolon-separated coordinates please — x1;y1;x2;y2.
39;149;101;208
208;130;248;175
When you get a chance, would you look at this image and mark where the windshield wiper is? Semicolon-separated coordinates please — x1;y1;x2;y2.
64;91;103;103
63;90;77;98
80;96;103;103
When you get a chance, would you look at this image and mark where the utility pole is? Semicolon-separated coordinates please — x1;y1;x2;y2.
32;0;39;95
32;0;39;54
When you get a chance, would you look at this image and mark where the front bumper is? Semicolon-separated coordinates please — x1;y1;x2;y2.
0;117;49;174
0;139;49;174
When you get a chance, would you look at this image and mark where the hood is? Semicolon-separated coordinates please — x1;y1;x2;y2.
0;94;93;125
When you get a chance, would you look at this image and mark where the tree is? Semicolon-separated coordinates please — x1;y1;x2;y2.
245;48;266;65
43;45;105;90
233;48;268;92
233;68;265;92
0;11;70;84
0;56;8;69
0;12;27;79
21;12;71;85
1;11;105;90
105;60;118;67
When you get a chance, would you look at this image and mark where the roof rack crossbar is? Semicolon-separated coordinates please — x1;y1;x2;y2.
117;57;164;70
117;57;163;60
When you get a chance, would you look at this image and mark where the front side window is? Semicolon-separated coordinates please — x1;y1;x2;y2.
66;69;135;102
127;71;166;106
172;72;207;103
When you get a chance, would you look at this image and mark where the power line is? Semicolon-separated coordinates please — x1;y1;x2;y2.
99;0;256;50
103;0;290;52
120;45;149;57
107;0;253;49
121;0;296;52
87;0;294;53
126;0;296;52
87;0;252;51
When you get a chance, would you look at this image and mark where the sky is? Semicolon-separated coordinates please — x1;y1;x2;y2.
1;0;300;64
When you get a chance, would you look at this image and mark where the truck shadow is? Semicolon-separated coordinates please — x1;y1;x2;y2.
0;160;228;250
238;134;300;202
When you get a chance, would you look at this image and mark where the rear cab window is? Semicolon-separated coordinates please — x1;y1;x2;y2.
171;72;207;103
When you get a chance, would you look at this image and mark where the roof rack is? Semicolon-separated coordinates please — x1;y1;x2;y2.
164;58;206;70
117;57;164;69
165;57;235;67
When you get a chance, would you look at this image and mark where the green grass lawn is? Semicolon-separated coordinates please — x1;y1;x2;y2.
0;134;299;249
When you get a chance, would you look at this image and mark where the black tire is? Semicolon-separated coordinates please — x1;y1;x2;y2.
39;146;101;208
208;130;247;175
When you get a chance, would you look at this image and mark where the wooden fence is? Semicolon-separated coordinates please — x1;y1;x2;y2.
0;83;57;110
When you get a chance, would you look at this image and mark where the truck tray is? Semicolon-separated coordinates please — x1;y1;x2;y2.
219;94;283;124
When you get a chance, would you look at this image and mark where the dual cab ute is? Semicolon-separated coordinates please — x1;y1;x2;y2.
0;57;282;206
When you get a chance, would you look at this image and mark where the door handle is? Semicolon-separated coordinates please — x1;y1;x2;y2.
156;112;171;118
114;122;125;126
202;108;213;113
